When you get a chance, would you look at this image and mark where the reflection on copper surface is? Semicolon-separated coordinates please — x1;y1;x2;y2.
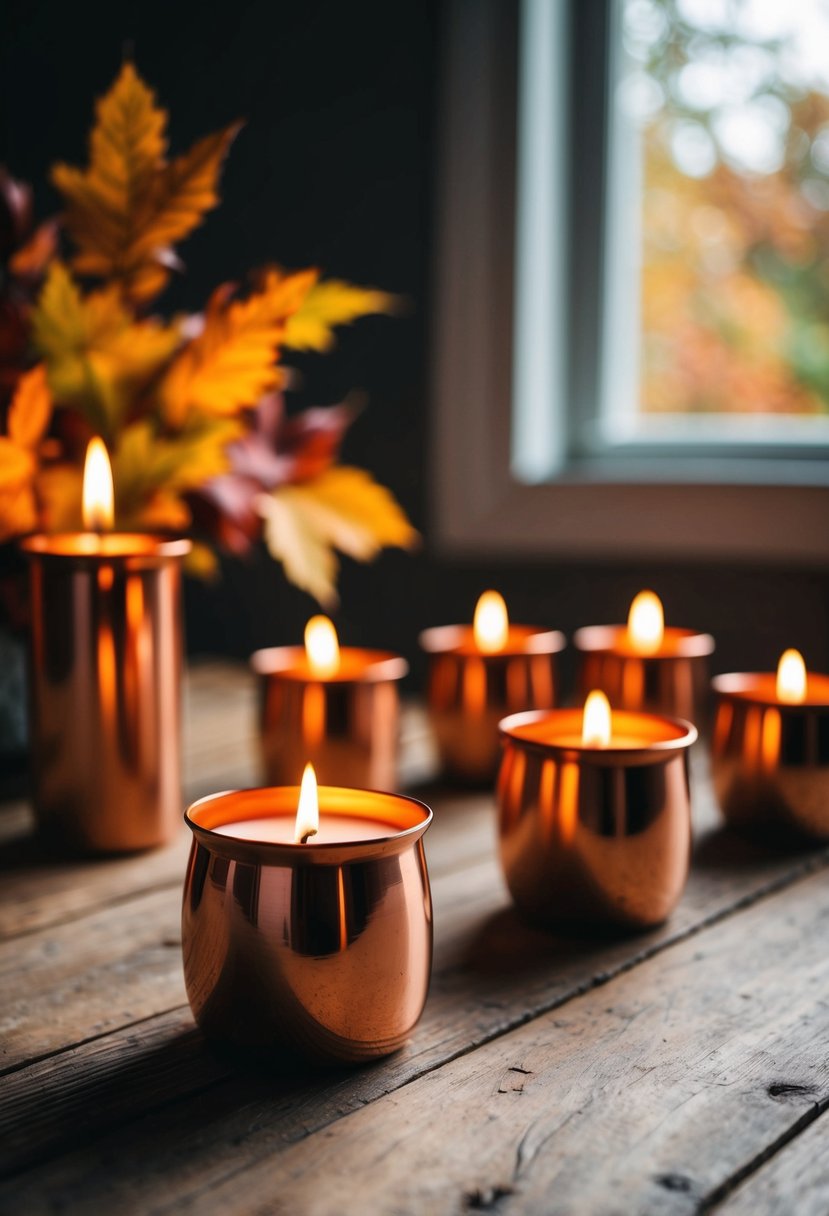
557;760;579;846
711;672;829;839
252;647;407;790
761;707;782;771
182;785;433;1065
573;624;715;729
22;534;190;854
420;625;566;784
497;708;696;932
463;656;487;716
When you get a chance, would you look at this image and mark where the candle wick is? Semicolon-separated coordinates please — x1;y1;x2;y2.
300;829;317;845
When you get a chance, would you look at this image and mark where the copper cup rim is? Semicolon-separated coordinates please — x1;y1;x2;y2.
572;623;715;659
711;671;829;710
418;624;566;657
21;532;192;567
249;645;408;684
184;785;432;865
498;707;698;763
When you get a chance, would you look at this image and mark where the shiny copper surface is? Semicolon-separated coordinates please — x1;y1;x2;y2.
573;625;715;728
497;708;697;932
711;672;829;839
23;534;191;854
419;625;566;784
250;647;408;789
182;786;433;1065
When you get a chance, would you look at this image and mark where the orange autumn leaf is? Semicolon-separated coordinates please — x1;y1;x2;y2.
7;364;52;449
158;268;318;427
52;63;239;303
0;365;52;539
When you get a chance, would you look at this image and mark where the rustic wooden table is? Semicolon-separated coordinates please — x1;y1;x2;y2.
1;663;828;1215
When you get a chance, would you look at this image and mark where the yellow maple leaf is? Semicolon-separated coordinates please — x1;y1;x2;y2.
0;366;52;540
257;465;417;606
51;63;239;303
158;268;318;427
33;263;179;433
112;416;240;519
283;279;400;353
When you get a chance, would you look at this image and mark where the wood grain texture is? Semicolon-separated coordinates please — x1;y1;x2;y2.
2;664;828;1214
147;868;829;1216
713;1109;829;1216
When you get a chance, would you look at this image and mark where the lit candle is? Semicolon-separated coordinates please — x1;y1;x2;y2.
419;591;565;783
21;439;190;854
497;693;697;931
182;776;433;1064
250;618;408;789
212;762;399;844
573;590;714;725
712;649;829;839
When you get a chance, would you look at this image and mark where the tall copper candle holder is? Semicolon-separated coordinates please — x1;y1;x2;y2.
23;532;191;854
711;665;829;840
497;705;697;932
573;624;714;724
419;622;565;784
251;641;408;790
182;785;433;1065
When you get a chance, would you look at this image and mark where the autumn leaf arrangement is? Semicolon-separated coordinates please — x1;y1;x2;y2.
0;64;416;605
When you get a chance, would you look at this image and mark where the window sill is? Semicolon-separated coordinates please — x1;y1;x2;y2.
434;467;829;564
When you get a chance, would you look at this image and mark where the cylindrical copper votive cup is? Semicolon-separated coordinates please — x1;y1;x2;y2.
573;626;715;727
250;647;408;789
497;709;697;932
22;533;191;854
182;786;433;1065
419;626;566;784
711;672;829;839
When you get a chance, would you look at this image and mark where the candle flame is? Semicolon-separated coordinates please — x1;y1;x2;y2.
473;590;509;654
776;648;807;704
294;762;319;843
82;438;114;532
627;590;664;655
305;615;340;677
582;689;612;748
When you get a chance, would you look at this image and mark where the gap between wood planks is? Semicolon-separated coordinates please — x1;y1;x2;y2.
2;844;829;1208
710;1099;829;1216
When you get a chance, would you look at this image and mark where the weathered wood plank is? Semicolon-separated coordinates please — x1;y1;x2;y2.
3;837;828;1204
712;1108;829;1216
16;864;822;1216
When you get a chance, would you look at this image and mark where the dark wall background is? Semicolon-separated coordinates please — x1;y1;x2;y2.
3;0;828;694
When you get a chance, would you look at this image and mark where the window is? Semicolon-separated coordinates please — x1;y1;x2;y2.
432;0;829;559
603;0;829;451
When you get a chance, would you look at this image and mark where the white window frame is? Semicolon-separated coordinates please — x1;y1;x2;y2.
431;0;829;563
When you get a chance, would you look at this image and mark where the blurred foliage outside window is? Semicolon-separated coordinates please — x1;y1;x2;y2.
622;0;829;417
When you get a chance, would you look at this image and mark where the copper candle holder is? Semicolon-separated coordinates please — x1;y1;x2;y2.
573;624;714;725
22;533;191;855
182;785;433;1065
250;644;408;789
497;707;697;931
711;670;829;840
419;624;566;784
